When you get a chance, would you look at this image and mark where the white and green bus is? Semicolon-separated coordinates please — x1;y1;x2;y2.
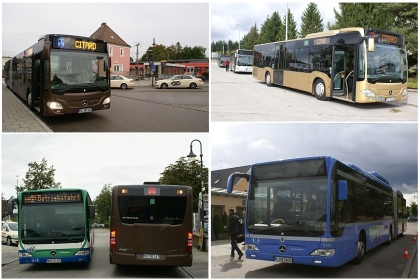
8;188;95;264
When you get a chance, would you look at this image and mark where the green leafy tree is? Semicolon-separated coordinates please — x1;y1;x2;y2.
21;158;61;191
259;12;283;44
159;157;208;212
282;8;299;40
300;3;324;38
410;201;418;217
93;183;112;224
241;23;260;50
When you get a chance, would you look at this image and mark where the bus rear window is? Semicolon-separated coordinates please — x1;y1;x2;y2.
118;196;187;225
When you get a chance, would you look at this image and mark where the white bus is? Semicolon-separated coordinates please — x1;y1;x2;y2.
230;49;253;73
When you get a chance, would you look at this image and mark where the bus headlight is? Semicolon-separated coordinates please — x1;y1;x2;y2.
74;250;90;256
402;89;408;96
310;249;335;257
103;97;111;108
361;89;374;97
19;252;33;258
246;244;259;251
47;101;64;110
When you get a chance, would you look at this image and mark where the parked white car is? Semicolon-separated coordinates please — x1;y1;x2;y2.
2;221;18;246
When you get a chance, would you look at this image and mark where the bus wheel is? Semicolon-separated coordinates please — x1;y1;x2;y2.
313;79;327;101
352;233;365;264
27;91;32;107
189;83;197;89
385;227;392;245
265;72;272;86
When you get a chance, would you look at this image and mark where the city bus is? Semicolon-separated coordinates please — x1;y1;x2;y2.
230;49;253;73
4;34;111;116
227;156;407;267
7;189;95;264
109;183;193;266
253;27;408;103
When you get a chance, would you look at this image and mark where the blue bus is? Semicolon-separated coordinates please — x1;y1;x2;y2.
227;156;407;267
8;189;95;264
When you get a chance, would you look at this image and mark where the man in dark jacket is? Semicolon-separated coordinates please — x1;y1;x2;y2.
224;208;243;259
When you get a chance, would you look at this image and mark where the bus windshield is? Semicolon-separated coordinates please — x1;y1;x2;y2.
237;54;253;67
20;203;85;244
248;177;328;237
364;44;407;83
50;50;109;94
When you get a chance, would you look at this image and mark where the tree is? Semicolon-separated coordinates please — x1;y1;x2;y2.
221;211;228;227
300;3;324;38
159;157;209;212
93;183;112;224
241;23;260;50
259;12;283;44
282;8;299;40
212;214;223;239
21;158;61;191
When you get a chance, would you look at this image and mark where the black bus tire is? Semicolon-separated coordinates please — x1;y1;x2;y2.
352;233;365;265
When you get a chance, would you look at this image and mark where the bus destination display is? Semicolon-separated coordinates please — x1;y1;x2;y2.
23;191;82;204
52;36;106;52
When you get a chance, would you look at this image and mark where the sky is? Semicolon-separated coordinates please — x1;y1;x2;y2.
210;123;418;204
2;134;209;201
211;2;340;44
2;2;209;58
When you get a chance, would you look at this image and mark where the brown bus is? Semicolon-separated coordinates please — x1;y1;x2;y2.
109;183;193;266
4;34;111;116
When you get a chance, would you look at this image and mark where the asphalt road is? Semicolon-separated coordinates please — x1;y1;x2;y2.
211;62;418;122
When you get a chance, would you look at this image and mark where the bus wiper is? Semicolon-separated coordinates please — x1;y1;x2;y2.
58;88;71;93
291;222;315;236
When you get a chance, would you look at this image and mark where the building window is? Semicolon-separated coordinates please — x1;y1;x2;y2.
120;48;124;57
109;47;113;56
113;64;123;72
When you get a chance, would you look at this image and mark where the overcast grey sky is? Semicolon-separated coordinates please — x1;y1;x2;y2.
211;123;418;204
2;134;209;201
211;2;340;44
2;2;209;58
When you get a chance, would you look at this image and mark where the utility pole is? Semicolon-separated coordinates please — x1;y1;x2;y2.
134;42;142;62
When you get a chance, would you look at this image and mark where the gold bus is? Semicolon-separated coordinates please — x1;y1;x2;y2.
109;183;193;266
253;27;408;103
4;34;111;116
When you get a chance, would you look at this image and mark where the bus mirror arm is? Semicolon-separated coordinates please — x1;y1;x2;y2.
7;198;16;216
42;41;52;60
227;172;249;194
338;180;348;201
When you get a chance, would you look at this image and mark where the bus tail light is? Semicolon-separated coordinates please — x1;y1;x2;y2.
187;232;193;253
110;230;116;250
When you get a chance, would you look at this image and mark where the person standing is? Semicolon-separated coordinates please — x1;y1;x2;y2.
225;59;230;72
224;208;243;259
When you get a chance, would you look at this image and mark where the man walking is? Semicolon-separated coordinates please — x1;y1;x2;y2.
225;59;230;72
224;208;243;259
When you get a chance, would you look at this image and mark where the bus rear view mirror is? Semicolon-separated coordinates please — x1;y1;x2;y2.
7;198;16;216
338;180;348;200
227;172;249;194
88;205;95;219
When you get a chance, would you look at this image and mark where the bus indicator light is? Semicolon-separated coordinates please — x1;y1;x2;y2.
187;232;193;252
177;190;184;195
148;187;156;195
121;189;128;194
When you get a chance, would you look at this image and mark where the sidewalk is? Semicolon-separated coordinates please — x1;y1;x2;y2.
2;84;53;132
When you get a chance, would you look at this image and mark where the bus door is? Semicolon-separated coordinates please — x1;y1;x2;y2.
31;54;42;112
273;43;284;85
331;49;345;96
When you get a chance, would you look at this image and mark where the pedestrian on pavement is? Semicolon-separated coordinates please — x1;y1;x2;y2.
241;210;246;245
224;208;243;259
225;59;230;72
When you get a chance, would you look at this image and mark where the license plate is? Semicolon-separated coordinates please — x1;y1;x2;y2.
78;108;92;114
142;254;160;259
275;257;292;263
385;97;396;101
46;259;62;263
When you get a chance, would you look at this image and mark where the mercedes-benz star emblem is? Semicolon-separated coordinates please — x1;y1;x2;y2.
51;250;56;256
82;100;88;107
279;245;286;253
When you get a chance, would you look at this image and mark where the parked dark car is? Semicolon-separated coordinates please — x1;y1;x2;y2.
407;216;418;222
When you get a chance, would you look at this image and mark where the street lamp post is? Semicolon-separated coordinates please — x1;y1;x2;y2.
237;23;241;49
15;175;19;198
187;139;205;251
